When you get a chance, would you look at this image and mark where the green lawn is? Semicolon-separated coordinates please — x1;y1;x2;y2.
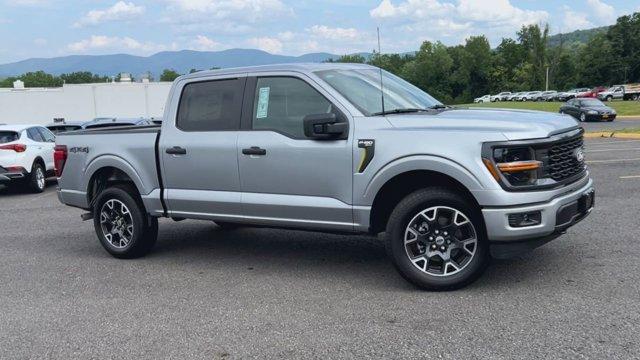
458;100;640;116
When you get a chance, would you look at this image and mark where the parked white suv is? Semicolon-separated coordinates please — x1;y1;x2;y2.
474;95;491;103
0;124;56;193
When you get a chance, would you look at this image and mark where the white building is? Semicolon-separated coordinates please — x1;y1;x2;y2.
0;81;172;125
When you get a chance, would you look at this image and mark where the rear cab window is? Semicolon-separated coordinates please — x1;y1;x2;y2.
177;78;245;131
0;131;19;144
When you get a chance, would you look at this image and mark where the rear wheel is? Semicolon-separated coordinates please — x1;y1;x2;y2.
579;113;586;122
27;162;46;193
385;188;489;291
93;185;158;259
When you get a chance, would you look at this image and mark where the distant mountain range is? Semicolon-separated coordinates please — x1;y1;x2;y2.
547;26;610;48
0;49;372;78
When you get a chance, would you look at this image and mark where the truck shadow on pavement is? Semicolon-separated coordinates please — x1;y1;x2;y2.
138;220;550;291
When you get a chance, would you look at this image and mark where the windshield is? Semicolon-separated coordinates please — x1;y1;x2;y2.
315;69;442;116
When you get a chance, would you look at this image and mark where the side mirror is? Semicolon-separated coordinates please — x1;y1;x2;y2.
303;113;348;139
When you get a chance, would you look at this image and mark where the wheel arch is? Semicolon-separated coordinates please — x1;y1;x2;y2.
32;156;46;170
85;164;144;208
368;169;482;234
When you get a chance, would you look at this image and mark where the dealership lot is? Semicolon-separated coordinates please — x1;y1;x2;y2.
1;137;639;359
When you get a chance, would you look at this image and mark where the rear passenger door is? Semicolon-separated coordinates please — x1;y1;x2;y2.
26;127;55;172
160;76;246;220
36;127;56;171
236;74;354;231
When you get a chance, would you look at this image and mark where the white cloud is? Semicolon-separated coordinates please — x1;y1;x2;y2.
370;0;549;48
74;1;145;27
190;35;222;51
308;25;360;40
67;35;168;53
561;8;593;32
163;0;293;34
585;0;616;25
246;37;283;54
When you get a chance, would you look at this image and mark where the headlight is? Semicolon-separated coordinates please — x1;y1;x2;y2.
483;147;541;186
612;110;617;114
587;110;598;115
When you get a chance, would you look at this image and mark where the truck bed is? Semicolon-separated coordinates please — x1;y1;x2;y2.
56;125;163;211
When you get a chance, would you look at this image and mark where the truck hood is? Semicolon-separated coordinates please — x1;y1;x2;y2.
385;107;580;140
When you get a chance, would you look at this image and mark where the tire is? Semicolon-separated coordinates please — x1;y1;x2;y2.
579;113;586;122
214;221;242;230
606;96;613;102
27;162;46;193
92;184;158;259
385;188;489;291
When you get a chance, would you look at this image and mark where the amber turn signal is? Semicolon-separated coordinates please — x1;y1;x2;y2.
482;158;501;181
496;160;542;173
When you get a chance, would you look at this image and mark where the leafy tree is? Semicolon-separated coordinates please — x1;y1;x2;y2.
330;54;366;63
400;41;453;102
160;69;181;82
59;71;109;84
18;71;63;87
576;33;614;86
517;24;549;90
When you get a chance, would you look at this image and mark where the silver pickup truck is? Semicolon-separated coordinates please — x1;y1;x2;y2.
55;63;594;290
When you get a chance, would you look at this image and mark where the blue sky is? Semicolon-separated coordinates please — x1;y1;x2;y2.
0;0;638;64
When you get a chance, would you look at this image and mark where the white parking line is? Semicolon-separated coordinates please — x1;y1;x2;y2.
620;175;640;179
586;157;640;164
586;147;640;153
587;139;640;146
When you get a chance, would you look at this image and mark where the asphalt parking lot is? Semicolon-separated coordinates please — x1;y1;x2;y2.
1;138;639;359
579;117;640;131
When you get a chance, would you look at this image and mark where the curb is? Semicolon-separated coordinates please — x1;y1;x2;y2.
617;116;640;120
585;132;640;139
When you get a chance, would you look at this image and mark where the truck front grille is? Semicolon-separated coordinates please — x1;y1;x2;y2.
541;133;586;182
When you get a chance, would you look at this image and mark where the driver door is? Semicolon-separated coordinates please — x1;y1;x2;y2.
236;74;354;231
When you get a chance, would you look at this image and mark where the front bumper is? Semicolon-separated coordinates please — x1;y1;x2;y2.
482;178;594;242
587;113;616;121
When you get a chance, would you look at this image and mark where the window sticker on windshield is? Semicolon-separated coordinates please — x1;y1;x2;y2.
256;87;270;119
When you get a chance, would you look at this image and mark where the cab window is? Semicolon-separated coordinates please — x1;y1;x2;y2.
252;77;334;139
177;78;244;132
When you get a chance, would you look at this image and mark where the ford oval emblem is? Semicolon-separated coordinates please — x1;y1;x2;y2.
574;148;585;163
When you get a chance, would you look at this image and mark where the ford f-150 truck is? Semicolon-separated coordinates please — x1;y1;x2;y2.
55;63;594;290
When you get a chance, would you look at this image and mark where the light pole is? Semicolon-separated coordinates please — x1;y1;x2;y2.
545;65;550;91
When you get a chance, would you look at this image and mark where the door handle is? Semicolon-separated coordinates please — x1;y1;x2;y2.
242;146;267;156
166;146;187;155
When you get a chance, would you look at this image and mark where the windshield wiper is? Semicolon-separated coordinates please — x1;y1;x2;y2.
428;104;449;109
371;108;429;116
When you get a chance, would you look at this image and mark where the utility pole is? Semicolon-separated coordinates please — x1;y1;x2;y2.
545;65;550;91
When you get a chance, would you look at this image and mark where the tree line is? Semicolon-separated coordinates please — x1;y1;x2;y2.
332;12;640;103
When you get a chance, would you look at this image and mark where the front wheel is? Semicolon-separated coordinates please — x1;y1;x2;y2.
385;188;489;291
93;185;158;259
579;113;586;122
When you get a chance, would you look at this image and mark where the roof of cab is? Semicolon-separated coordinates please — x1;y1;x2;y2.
177;62;377;81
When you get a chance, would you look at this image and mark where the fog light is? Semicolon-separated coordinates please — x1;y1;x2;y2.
508;211;542;228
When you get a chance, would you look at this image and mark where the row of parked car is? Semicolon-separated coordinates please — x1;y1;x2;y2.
474;83;640;103
0;117;159;193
